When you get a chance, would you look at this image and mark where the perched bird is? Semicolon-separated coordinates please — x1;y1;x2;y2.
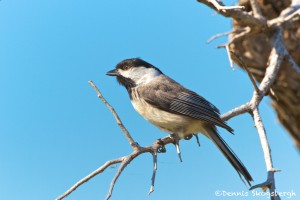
106;58;253;185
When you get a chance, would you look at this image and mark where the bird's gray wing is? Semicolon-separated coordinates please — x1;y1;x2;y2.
170;91;233;133
137;75;233;133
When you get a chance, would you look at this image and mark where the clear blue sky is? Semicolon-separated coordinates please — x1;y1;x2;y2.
0;1;299;200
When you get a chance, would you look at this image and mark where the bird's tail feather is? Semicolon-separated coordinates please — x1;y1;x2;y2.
204;126;253;186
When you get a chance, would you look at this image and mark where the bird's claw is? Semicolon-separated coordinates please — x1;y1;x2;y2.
170;134;183;162
194;134;200;147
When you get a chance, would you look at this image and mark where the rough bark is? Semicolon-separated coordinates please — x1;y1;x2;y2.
230;0;300;149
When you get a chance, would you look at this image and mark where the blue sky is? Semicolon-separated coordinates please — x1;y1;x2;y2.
0;1;299;200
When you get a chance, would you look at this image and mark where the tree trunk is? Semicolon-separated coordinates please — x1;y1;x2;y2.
230;0;300;149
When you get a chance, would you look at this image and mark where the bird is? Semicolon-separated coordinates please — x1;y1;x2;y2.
106;58;253;186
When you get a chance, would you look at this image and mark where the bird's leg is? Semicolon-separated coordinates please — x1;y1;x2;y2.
194;134;200;147
156;138;166;153
170;133;182;162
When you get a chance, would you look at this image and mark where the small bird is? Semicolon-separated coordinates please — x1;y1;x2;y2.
106;58;253;186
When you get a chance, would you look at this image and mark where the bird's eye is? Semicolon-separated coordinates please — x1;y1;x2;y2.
123;66;130;70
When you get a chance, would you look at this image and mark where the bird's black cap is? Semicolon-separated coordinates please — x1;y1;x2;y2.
115;58;162;73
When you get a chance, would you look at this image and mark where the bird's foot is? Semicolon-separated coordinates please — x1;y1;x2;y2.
170;133;183;162
156;139;166;153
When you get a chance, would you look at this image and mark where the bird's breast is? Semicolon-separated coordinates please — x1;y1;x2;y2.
130;89;205;137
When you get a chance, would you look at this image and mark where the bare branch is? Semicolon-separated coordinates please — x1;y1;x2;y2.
250;109;281;200
221;103;251;121
268;7;300;27
230;51;260;93
106;156;133;200
281;8;300;22
257;29;284;95
220;29;284;198
225;45;235;70
250;169;281;191
88;81;139;149
206;0;245;11
56;157;124;200
229;27;251;44
206;30;237;44
252;108;273;171
269;88;279;101
244;29;283;199
148;152;158;195
197;0;267;29
216;44;235;70
284;50;300;74
249;0;265;21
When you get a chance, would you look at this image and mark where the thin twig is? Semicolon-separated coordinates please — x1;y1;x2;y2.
281;8;300;22
148;152;158;195
106;156;133;200
229;27;251;44
249;0;265;21
252;108;273;171
208;0;245;11
221;103;251;121
250;169;281;190
269;88;279;101
207;30;238;44
197;0;267;29
88;81;139;149
225;45;235;70
268;7;300;27
56;158;124;200
283;47;300;74
230;51;260;93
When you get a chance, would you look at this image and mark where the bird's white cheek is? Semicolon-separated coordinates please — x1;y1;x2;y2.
119;67;161;85
118;69;130;78
118;69;140;83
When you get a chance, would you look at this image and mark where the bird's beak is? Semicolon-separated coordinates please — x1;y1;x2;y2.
106;69;119;76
